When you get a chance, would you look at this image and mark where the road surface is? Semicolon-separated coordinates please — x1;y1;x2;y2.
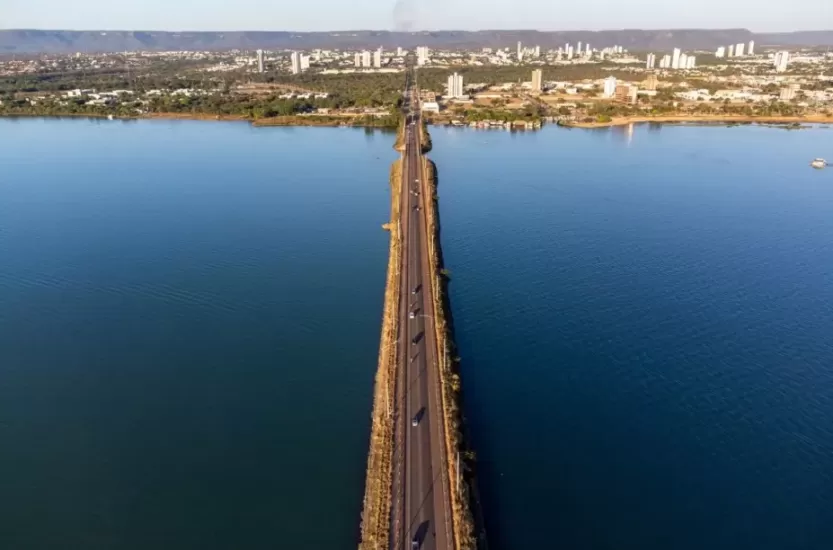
390;71;454;550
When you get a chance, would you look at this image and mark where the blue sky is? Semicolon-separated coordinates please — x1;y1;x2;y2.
3;0;830;32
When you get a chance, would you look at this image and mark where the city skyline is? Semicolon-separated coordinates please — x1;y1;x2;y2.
3;0;832;33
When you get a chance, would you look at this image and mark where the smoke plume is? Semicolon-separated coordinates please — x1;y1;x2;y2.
393;0;418;31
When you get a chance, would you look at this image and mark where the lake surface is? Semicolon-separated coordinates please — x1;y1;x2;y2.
429;123;833;550
2;119;833;550
0;119;395;549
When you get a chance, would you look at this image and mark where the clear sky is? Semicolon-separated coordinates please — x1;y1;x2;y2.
3;0;830;33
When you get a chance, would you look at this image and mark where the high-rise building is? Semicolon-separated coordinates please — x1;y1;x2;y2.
577;41;582;54
686;56;696;69
361;50;372;67
300;55;310;71
517;41;523;59
660;54;671;68
735;43;745;57
586;43;591;55
774;51;790;72
679;53;689;69
397;46;404;57
447;72;464;99
354;53;362;68
290;51;301;74
671;48;681;69
531;69;543;92
417;46;430;66
646;53;656;69
747;40;755;56
534;45;541;58
373;48;382;68
643;73;659;91
728;44;735;57
716;46;726;58
256;49;264;73
566;46;574;60
603;76;617;98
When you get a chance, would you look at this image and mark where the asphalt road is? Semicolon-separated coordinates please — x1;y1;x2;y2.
390;75;453;550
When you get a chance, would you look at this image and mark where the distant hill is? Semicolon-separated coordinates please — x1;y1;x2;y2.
1;29;831;54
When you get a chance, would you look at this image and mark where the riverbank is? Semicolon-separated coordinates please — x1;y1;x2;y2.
0;111;398;128
358;159;402;550
420;152;478;549
562;114;833;129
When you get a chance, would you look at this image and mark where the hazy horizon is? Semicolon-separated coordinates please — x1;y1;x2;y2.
4;0;832;34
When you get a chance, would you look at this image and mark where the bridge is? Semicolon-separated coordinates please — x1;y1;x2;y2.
389;68;455;550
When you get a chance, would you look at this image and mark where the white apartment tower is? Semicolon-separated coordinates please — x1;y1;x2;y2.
531;69;543;92
517;41;523;59
728;44;735;57
256;49;264;73
747;40;755;56
646;53;656;69
603;76;617;98
447;72;464;99
716;46;725;58
354;53;362;68
735;43;745;57
671;48;681;69
373;48;382;68
774;51;790;72
290;51;301;74
686;56;696;69
417;46;429;66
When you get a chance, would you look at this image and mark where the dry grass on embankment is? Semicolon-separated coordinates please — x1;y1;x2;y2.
394;118;407;152
421;155;479;550
358;159;402;550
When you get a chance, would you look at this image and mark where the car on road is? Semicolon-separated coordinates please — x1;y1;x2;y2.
412;538;419;549
411;415;419;427
409;311;416;319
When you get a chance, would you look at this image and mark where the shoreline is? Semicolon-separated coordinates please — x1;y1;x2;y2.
0;112;398;128
561;114;833;129
5;112;831;131
358;157;402;550
420;151;479;548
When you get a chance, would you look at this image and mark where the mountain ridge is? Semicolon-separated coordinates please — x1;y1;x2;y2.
1;29;832;54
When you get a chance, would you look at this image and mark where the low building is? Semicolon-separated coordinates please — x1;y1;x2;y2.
421;101;440;113
614;83;638;104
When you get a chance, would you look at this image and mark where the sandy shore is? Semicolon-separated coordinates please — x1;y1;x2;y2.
563;114;833;128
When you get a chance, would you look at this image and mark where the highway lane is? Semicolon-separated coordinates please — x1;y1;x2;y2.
390;74;453;550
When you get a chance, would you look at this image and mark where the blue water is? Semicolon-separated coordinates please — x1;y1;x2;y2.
0;119;395;549
430;123;833;550
2;118;833;550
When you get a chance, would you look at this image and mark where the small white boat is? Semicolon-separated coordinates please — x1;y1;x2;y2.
107;114;114;121
810;158;826;169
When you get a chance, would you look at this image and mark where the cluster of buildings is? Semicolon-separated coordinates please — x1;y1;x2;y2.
646;48;696;70
354;47;385;69
715;40;755;58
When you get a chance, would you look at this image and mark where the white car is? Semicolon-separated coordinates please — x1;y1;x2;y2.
411;416;419;427
409;311;416;319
